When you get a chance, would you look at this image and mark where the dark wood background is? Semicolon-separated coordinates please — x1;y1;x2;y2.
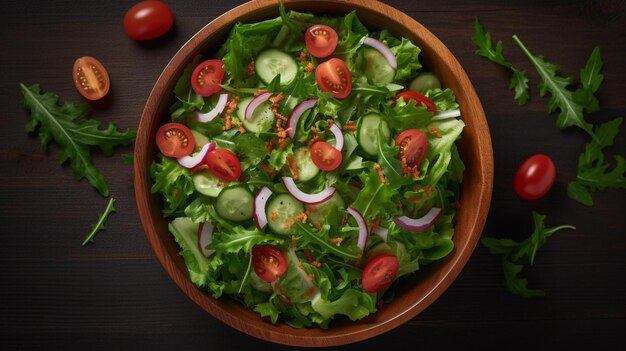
1;0;624;349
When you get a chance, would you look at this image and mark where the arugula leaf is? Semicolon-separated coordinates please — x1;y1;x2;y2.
568;117;626;205
472;18;529;105
481;212;575;297
150;156;195;216
170;55;204;121
21;83;136;196
212;226;284;254
512;35;594;134
350;168;402;220
82;197;116;246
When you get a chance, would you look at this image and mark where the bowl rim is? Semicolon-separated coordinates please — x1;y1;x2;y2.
134;0;493;347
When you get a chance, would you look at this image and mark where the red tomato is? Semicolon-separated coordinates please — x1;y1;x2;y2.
394;91;437;113
252;246;288;283
310;141;343;171
191;60;225;97
73;56;110;101
155;123;195;158
362;255;399;293
123;1;174;41
395;129;429;168
514;154;556;200
315;58;352;99
204;149;242;181
304;24;338;58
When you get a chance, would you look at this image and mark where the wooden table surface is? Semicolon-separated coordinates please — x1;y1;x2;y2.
1;0;624;349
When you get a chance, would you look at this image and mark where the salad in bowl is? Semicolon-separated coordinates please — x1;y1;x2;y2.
148;2;467;330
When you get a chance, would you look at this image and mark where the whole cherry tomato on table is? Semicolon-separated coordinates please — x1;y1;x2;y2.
123;1;174;41
514;154;556;200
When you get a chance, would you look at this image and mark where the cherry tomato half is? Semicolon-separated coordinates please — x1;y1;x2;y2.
73;56;110;101
362;255;399;293
514;154;556;200
156;122;195;158
123;1;174;41
315;58;352;99
191;59;225;97
310;141;343;171
394;91;437;113
252;245;288;283
204;148;242;182
395;129;428;168
305;24;338;58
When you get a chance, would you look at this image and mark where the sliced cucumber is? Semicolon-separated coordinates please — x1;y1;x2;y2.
192;170;224;197
255;49;298;85
266;193;304;235
357;113;390;156
215;186;253;222
361;47;395;84
305;192;345;227
236;96;275;133
409;72;441;93
190;130;210;152
292;147;319;182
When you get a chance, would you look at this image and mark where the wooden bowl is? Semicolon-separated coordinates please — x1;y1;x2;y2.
134;0;493;346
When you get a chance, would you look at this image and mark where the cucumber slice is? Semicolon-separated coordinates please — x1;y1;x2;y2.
190;130;210;152
237;96;275;133
293;147;319;182
361;47;395;84
192;170;224;197
255;49;298;85
266;193;304;235
305;192;345;227
357;113;390;156
215;186;254;222
409;72;441;93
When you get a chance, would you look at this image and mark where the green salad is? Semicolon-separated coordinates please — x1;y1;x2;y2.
150;4;465;328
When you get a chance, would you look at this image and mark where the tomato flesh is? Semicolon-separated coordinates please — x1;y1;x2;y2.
252;246;287;283
123;1;174;41
315;58;352;99
155;123;195;158
305;24;338;58
73;56;110;101
514;154;556;200
362;255;399;293
395;129;429;168
394;91;437;113
191;60;225;97
204;149;242;182
310;141;343;171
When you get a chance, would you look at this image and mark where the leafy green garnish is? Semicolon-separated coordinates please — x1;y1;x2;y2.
472;18;529;105
82;197;116;246
21;83;136;196
481;212;575;297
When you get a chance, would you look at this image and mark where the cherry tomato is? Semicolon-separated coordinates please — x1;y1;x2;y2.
310;141;343;171
123;1;174;41
395;129;428;168
155;122;195;158
252;245;288;283
191;59;225;97
304;24;338;58
362;255;399;293
72;56;110;101
204;149;242;181
514;154;556;200
394;91;437;113
315;58;352;99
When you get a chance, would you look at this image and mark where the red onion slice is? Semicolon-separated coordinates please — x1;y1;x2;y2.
347;207;368;252
198;222;215;257
177;142;216;168
373;226;389;242
328;123;344;151
281;176;336;204
196;93;229;123
393;207;443;232
363;37;397;69
253;186;273;230
245;92;273;121
287;98;317;138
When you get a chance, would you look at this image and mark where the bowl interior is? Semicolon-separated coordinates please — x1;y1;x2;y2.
134;0;493;347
